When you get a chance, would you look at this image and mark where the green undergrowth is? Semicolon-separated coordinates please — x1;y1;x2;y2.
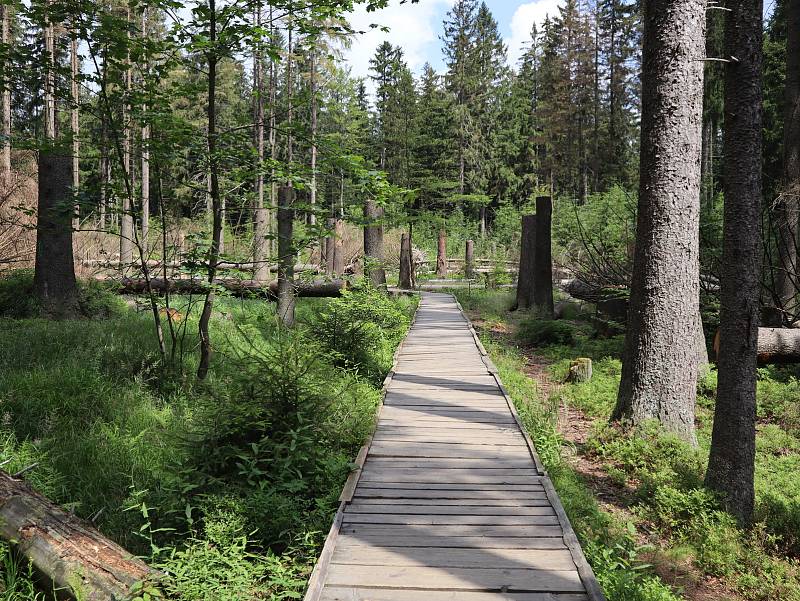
0;274;417;600
454;288;800;601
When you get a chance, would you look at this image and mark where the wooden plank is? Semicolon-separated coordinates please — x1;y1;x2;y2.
341;525;564;538
346;504;555;515
349;497;552;507
325;565;585;592
330;546;576;570
320;589;588;601
359;469;539;482
342;514;561;526
353;489;549;500
335;534;568;550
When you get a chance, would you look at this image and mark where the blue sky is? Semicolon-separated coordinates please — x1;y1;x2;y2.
344;0;565;86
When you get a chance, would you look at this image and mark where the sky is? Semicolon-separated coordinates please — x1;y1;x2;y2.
344;0;564;87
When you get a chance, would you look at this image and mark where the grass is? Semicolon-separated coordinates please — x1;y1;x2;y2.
0;273;417;600
453;288;800;601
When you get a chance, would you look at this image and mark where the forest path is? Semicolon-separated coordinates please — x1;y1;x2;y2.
304;293;605;601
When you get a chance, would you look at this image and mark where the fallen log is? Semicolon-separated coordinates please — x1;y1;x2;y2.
0;469;160;600
108;277;347;299
713;327;800;364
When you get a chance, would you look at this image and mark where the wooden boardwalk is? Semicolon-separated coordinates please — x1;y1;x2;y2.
305;293;605;601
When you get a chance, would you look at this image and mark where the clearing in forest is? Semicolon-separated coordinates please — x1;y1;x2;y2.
305;293;604;601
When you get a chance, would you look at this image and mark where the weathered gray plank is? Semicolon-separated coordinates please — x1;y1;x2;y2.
330;546;576;570
335;534;568;550
341;525;564;538
320;589;588;601
325;565;585;592
342;514;560;526
346;504;555;515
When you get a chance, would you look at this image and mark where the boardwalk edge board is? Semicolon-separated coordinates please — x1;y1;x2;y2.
304;294;607;601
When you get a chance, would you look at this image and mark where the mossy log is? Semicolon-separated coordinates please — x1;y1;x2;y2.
713;327;800;364
566;358;593;383
0;469;160;600
111;277;347;299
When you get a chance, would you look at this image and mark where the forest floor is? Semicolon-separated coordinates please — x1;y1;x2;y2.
457;288;800;601
0;271;417;600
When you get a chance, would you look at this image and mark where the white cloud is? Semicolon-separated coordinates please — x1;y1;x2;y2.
505;0;563;68
344;0;454;87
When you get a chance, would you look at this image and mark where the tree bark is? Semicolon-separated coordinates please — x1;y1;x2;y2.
705;0;763;526
399;232;414;290
197;0;222;380
309;48;317;227
43;9;55;142
277;185;295;326
253;1;269;282
140;8;150;245
533;195;554;317
70;32;80;231
364;198;386;288
514;214;536;310
333;217;345;275
612;0;705;444
34;153;79;317
774;0;800;316
119;7;134;270
465;239;475;279
436;228;447;278
325;217;336;275
0;3;10;185
0;470;160;600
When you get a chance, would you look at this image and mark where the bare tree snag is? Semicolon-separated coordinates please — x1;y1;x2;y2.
70;29;79;231
34;153;79;317
333;218;345;275
364;198;386;288
613;0;705;445
277;185;295;326
253;1;269;283
514;214;536;310
119;6;134;270
465;239;475;278
0;470;160;600
399;232;414;290
533;196;554;317
705;0;763;526
436;229;447;277
140;8;150;245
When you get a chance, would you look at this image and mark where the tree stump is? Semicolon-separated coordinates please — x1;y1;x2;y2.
464;239;475;279
566;358;593;383
514;214;536;310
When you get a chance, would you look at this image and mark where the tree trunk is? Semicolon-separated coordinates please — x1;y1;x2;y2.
197;1;222;380
70;32;80;231
436;229;447;278
612;0;705;444
34;153;79;317
277;185;295;326
479;206;486;238
140;8;150;245
253;1;269;282
333;217;345;275
514;214;536;310
309;49;317;227
465;239;475;279
0;3;9;185
364;198;386;288
533;195;554;317
705;0;763;526
774;0;800;316
43;13;55;142
119;7;134;270
325;217;336;275
399;232;414;290
0;470;160;600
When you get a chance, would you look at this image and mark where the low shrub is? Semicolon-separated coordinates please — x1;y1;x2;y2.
517;317;576;346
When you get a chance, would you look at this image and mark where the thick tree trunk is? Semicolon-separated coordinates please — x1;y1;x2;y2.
0;470;160;600
533;195;554;317
612;0;705;444
277;185;295;326
705;0;763;525
399;232;414;290
465;239;475;279
364;198;386;288
436;229;447;278
514;214;536;310
774;0;800;316
34;153;79;317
